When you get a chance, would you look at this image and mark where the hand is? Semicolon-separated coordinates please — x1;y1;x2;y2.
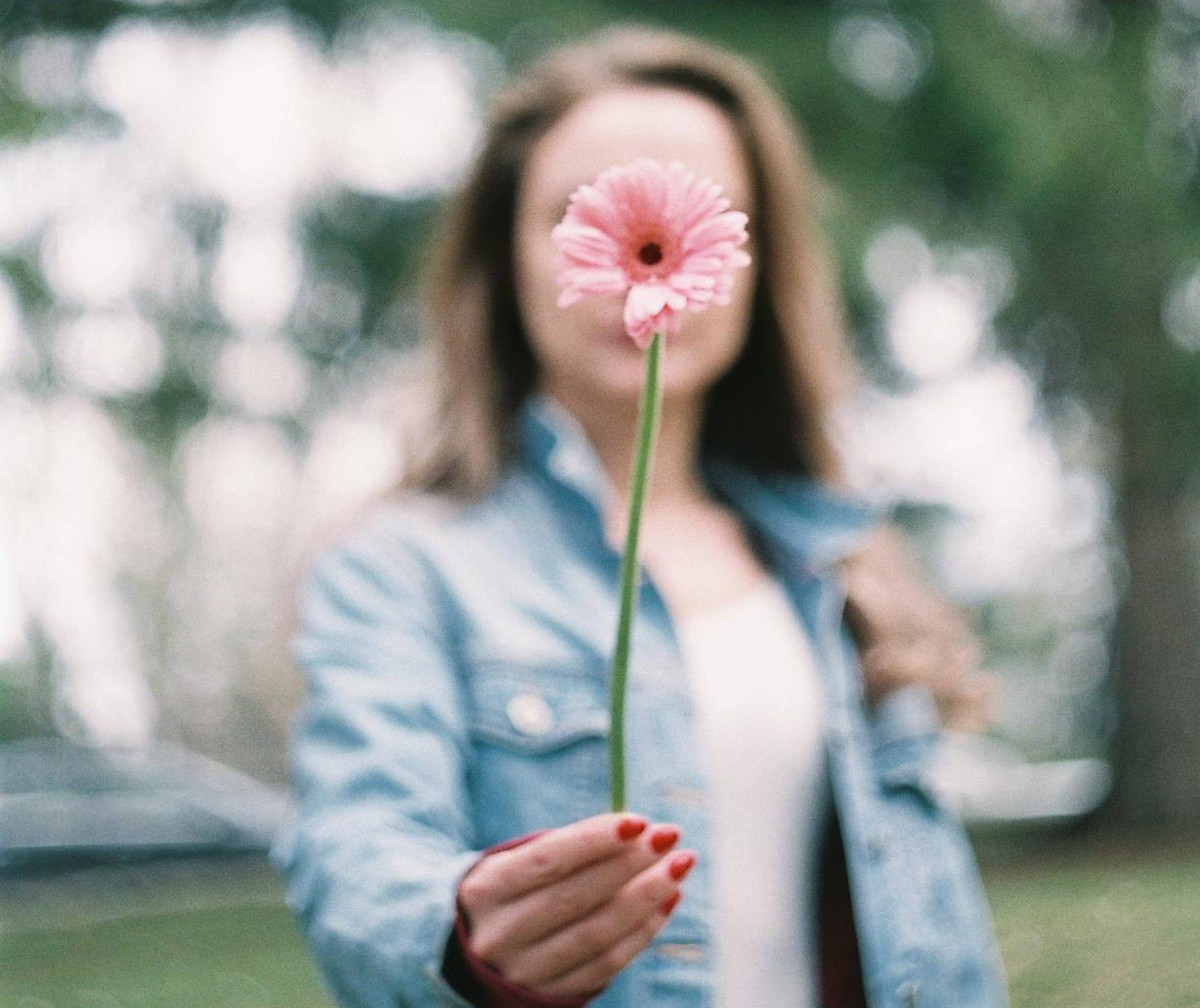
841;524;999;732
456;812;695;998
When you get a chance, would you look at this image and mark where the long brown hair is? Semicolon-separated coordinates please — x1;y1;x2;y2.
353;24;995;730
393;24;861;501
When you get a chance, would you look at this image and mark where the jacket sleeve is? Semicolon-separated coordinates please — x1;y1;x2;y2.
268;519;487;1008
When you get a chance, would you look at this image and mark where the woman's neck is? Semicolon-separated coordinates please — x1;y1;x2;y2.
537;381;711;509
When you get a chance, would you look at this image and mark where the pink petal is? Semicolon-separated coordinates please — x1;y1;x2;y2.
567;183;628;242
624;283;684;345
625;309;661;350
682;211;750;256
668;272;716;291
678;255;725;275
677;179;729;235
558;266;628;297
604;158;668;231
551;223;620;267
625;283;670;319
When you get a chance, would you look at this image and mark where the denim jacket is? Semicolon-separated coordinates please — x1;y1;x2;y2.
270;389;1010;1008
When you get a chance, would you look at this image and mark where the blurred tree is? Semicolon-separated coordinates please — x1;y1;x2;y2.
2;0;1198;829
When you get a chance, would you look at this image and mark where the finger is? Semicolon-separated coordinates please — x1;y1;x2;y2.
509;848;696;987
461;812;651;908
860;639;939;697
845;548;976;643
533;891;682;997
482;821;681;952
862;634;977;693
862;636;992;726
939;671;999;732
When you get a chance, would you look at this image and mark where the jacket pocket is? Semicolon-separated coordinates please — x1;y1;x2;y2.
465;659;612;844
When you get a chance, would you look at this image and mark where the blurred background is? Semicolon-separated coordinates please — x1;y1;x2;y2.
1;0;1198;1006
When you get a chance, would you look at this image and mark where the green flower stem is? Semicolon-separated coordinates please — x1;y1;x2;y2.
610;329;664;813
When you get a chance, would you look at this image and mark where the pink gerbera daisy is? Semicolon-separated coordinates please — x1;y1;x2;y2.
550;157;753;350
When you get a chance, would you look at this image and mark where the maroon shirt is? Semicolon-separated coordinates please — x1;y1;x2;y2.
440;813;866;1008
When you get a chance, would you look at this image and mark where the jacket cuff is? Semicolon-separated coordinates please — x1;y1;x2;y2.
441;829;609;1008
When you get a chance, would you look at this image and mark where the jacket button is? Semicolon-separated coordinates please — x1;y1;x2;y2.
507;692;555;736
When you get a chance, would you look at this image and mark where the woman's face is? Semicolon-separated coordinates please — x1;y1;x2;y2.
513;85;758;407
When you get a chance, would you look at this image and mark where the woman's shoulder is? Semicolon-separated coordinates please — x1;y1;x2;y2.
303;491;460;572
298;474;530;587
360;487;471;539
286;494;465;639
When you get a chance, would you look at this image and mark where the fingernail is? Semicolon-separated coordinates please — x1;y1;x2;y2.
668;851;696;880
649;826;680;853
617;816;648;840
659;890;683;915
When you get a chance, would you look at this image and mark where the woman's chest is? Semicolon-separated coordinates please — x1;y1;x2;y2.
449;508;833;835
605;498;777;622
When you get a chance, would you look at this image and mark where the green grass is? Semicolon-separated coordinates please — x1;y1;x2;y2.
1;843;1197;1008
1;904;331;1008
982;839;1200;1008
0;856;334;1008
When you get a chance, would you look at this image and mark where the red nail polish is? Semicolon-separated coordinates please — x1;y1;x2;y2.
617;816;648;840
650;826;680;853
660;890;683;915
668;851;695;880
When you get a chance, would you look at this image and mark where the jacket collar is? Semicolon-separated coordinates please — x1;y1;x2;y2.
516;388;891;576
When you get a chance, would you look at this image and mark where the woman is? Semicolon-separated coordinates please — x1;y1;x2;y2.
270;24;1008;1008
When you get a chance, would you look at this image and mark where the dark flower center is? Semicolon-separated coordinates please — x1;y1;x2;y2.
637;242;663;266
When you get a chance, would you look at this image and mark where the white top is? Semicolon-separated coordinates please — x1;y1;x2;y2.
674;573;828;1008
